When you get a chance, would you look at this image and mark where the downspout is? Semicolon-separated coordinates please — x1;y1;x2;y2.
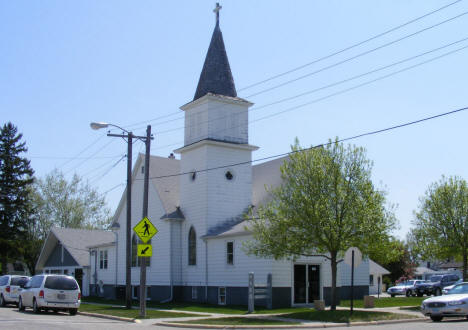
205;238;208;302
113;231;118;288
161;220;173;303
93;250;98;295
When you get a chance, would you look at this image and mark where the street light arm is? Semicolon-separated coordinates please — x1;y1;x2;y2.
90;122;129;134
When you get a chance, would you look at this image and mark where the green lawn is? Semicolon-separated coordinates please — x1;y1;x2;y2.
278;310;418;323
82;296;312;315
178;317;300;326
339;297;426;308
79;303;202;319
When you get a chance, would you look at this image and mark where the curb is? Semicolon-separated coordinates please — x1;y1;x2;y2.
78;311;140;323
156;317;427;329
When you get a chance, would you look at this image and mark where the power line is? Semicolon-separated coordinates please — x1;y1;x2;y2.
118;1;463;131
82;154;125;179
63;139;116;176
245;10;468;99
102;183;125;195
89;155;126;183
151;41;468;151
154;36;468;136
238;0;463;91
140;105;468;181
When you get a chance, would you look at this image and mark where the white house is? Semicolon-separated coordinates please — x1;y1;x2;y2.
88;9;371;307
35;227;115;297
368;260;390;295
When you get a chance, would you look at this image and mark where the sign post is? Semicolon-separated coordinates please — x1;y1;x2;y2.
344;247;362;316
133;216;158;318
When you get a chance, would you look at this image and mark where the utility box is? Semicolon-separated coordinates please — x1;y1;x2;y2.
314;300;325;311
364;295;375;308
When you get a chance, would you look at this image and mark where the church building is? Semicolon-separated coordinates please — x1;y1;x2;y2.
86;6;370;307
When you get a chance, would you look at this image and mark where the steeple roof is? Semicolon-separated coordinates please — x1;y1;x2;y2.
193;17;237;101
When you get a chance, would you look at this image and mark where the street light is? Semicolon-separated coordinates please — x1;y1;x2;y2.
90;122;152;314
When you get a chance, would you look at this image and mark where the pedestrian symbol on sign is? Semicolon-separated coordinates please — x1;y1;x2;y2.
133;217;158;243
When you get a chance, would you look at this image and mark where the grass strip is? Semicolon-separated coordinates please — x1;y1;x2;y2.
339;296;426;308
82;296;315;315
279;310;418;323
177;317;300;325
79;303;201;319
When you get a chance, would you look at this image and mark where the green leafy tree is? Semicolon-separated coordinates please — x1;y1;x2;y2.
33;169;112;234
0;122;34;274
244;139;397;310
410;175;468;280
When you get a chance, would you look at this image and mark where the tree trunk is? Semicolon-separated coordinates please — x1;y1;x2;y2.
330;251;338;311
463;249;467;282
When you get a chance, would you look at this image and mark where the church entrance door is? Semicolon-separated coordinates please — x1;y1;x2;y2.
293;264;320;304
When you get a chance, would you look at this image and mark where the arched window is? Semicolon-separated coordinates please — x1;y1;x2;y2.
188;226;196;265
131;234;151;267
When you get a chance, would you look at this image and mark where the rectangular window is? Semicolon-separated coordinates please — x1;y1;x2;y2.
100;250;108;269
132;286;151;300
369;274;374;286
226;242;234;265
192;286;197;300
218;287;226;305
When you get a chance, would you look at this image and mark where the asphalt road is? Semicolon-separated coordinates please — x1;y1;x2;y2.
1;305;468;329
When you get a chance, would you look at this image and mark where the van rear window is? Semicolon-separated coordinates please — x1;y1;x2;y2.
10;277;29;286
44;276;78;290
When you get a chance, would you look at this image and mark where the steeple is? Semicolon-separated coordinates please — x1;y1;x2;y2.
193;3;237;101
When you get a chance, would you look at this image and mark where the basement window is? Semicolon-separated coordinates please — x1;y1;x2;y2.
218;287;226;305
192;286;197;300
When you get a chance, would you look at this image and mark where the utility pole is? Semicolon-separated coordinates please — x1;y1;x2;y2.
125;132;133;309
140;125;151;317
90;122;152;310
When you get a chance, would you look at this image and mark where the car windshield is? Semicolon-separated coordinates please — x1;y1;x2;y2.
10;277;29;286
448;283;468;294
44;276;78;290
430;275;443;282
405;280;415;285
396;282;407;286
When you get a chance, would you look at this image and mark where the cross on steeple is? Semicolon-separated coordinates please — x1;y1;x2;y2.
213;3;222;23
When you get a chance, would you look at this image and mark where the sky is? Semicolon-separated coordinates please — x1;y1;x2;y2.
2;0;468;240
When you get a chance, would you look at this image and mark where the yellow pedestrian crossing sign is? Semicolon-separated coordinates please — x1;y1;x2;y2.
133;217;158;243
137;244;152;257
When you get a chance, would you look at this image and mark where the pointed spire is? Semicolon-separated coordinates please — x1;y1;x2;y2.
193;3;237;101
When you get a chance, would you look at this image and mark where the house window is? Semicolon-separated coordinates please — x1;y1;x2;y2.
132;234;151;267
188;227;196;265
369;275;374;286
100;250;108;269
226;242;234;265
133;286;151;300
218;287;226;305
192;286;197;300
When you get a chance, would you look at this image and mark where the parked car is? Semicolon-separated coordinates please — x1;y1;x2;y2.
0;275;30;307
442;279;463;294
387;280;426;297
18;274;80;315
421;283;468;321
415;274;460;296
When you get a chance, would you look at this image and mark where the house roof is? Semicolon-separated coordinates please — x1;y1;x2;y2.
148;154;181;218
36;227;115;270
369;259;391;275
193;19;237;101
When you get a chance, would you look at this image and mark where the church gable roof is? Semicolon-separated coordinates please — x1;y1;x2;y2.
193;20;237;101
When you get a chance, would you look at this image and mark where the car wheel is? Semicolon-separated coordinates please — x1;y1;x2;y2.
0;294;5;307
18;297;25;311
33;299;40;314
434;288;442;296
417;292;423;297
430;315;443;322
406;290;412;297
69;308;78;316
391;294;395;298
